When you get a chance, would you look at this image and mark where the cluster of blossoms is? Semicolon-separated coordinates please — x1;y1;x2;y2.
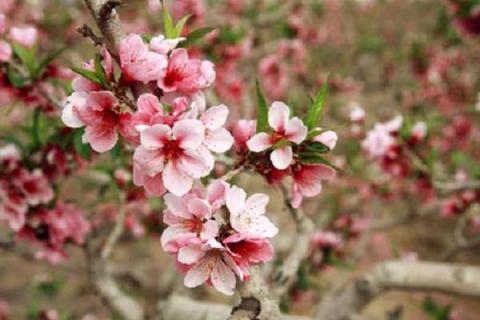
161;180;277;295
233;101;338;208
0;144;90;263
361;115;427;178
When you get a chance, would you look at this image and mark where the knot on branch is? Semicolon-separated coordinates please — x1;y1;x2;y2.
77;24;104;47
231;297;261;319
100;0;123;20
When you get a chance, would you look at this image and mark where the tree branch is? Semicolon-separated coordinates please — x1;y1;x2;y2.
159;295;310;320
315;260;480;320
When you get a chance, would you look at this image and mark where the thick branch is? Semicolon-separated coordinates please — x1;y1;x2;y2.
315;260;480;320
229;267;283;320
159;295;310;320
84;0;125;55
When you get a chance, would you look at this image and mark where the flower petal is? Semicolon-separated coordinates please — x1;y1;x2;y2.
226;185;246;217
204;127;234;153
163;162;193;196
314;130;338;150
140;124;171;150
244;193;269;216
184;258;210;288
133;146;165;176
187;198;212;219
268;101;290;132
178;243;204;265
270;146;293;170
246;133;272;152
172;119;205;150
211;258;236;295
164;193;191;219
201;105;229;130
286;117;308;144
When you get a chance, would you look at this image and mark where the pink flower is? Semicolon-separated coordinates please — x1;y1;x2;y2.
181;239;239;295
291;164;336;208
158;48;215;95
361;122;397;158
161;187;222;252
119;34;168;83
349;102;365;123
132;93;189;135
0;180;27;231
14;169;54;206
9;26;38;48
133;119;213;196
199;104;234;153
42;203;91;246
247;102;307;170
226;186;278;238
62;91;126;153
0;40;11;62
223;233;273;279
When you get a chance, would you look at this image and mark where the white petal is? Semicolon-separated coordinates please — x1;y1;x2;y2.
286;117;308;144
204;128;233;153
211;258;236;295
226;186;246;217
268;101;290;132
246;133;272;152
163;162;193;196
201;105;229;130
270;146;293;170
178;244;204;265
244;193;269;216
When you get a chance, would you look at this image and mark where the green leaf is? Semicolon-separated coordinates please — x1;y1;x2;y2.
94;53;110;89
31;108;42;148
6;66;27;88
255;80;269;133
299;154;340;170
71;67;101;85
32;47;65;80
303;141;330;154
304;76;329;130
181;27;215;47
162;4;175;38
73;128;91;160
12;43;36;76
173;15;191;38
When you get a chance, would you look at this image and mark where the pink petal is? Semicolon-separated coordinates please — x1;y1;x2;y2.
286;117;308;144
268;101;290;132
201;105;229;130
83;125;118;153
180;149;213;179
184;258;210;288
178;243;204;265
314;130;338;150
133;146;165;176
140;124;171;150
62;93;86;128
201;220;219;241
164;193;191;219
206;180;229;210
172;119;205;150
163;162;193;196
137;93;163;114
226;186;246;217
246;133;272;152
204;127;234;153
270;146;293;170
244;193;269;216
211;258;236;295
187;198;212;219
